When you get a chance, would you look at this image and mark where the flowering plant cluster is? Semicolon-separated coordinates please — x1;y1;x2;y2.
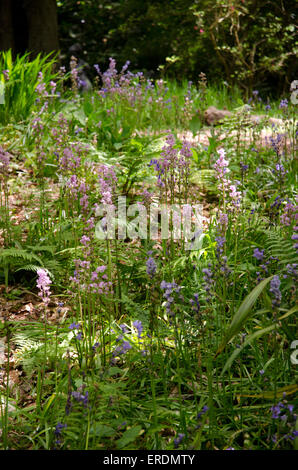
70;259;112;295
0;146;10;175
213;148;242;210
149;134;192;200
36;268;52;306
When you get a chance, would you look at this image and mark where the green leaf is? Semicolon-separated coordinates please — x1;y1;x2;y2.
90;424;116;438
116;425;142;449
220;304;298;374
221;324;275;375
106;366;123;377
215;276;273;357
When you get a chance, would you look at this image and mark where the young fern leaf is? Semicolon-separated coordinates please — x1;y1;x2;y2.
15;264;43;273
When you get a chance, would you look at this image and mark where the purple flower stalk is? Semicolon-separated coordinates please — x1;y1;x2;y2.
202;267;214;302
214;148;242;209
146;256;157;278
190;293;200;313
98;164;117;205
269;275;282;307
174;433;185;448
149;134;191;193
197;405;209;419
112;340;132;358
213;148;229;182
271;402;283;419
253;248;264;261
2;69;9;80
269;134;283;156
217;211;228;233
285;431;298;441
240;161;249;174
120;324;129;334
69;322;81;330
54;422;67;437
286;263;297;278
279;99;288;109
133;320;143;339
71;390;89;407
160;280;181;315
35;72;49;98
0;146;10;175
36;268;52;305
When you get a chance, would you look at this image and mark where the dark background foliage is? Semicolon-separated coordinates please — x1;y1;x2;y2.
57;0;297;94
0;0;297;95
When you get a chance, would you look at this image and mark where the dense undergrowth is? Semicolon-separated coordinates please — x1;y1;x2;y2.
0;52;297;450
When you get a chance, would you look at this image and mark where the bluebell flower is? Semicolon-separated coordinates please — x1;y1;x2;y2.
120;324;129;334
146;257;157;278
160;280;181;315
94;64;100;75
69;322;80;330
76;331;83;341
240;161;249;174
279;99;288;109
287;404;294;414
215;236;226;251
121;341;132;353
190;293;200;313
112;337;132;360
286;263;297;278
271;402;284;419
269;275;282;307
285;431;298;441
174;433;185;448
269;134;284;156
71;390;89;407
253;248;264;260
54;422;67;437
133;320;143;339
197;405;209;419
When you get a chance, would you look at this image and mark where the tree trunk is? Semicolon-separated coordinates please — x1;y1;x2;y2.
0;0;14;51
24;0;59;58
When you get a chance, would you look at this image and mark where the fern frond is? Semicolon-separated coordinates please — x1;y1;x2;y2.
15;264;42;273
264;229;297;266
0;248;43;264
26;245;55;255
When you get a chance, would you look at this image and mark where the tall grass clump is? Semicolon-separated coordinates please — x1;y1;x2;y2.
0;50;61;124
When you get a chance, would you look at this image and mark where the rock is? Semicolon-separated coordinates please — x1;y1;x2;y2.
204;106;232;125
204;106;284;127
249;114;283;127
267;117;284;127
0;395;16;413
